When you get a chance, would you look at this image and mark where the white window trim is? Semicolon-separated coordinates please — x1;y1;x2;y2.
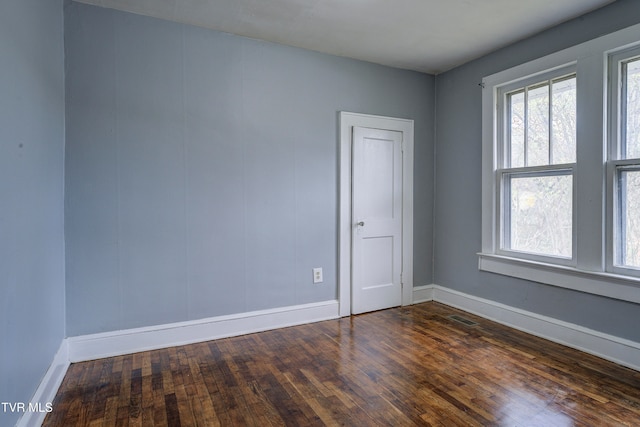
494;65;578;266
606;47;640;277
480;22;640;304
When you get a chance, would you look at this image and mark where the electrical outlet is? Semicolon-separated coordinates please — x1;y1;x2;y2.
312;267;323;284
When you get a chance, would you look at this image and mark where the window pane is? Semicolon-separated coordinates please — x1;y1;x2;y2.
552;77;577;164
507;173;572;258
527;84;550;166
509;91;525;168
625;59;640;159
618;169;640;268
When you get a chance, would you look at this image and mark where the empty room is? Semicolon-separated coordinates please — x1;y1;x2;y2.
2;0;640;425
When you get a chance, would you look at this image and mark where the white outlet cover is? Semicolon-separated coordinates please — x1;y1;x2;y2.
313;267;323;283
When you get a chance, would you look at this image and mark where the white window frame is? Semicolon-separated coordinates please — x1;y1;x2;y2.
495;66;577;266
480;22;640;304
607;47;640;277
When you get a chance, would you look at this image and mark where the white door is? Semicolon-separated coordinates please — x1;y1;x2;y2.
351;126;403;314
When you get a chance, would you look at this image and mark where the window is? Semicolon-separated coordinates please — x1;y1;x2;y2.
610;50;640;274
480;23;640;304
616;167;640;268
498;72;576;262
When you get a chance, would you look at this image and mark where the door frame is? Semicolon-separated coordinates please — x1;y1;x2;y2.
339;112;414;317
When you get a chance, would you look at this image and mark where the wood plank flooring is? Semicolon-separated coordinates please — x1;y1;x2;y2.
43;302;640;426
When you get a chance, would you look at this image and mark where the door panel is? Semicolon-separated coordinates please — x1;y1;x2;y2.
352;126;403;314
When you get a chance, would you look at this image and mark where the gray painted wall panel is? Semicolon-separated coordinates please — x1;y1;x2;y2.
434;0;640;342
0;0;65;425
183;29;247;318
64;3;121;333
65;2;434;336
116;15;189;329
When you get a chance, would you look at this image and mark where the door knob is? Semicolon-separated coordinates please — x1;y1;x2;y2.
356;221;365;227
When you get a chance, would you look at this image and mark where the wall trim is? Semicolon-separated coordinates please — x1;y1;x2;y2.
67;300;340;363
414;284;640;372
411;284;435;304
17;340;70;427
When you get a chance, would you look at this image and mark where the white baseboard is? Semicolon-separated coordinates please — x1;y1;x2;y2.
413;284;640;372
16;340;70;427
67;300;340;363
411;284;435;304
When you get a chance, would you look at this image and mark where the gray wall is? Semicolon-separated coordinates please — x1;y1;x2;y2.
434;0;640;342
64;2;435;336
0;0;66;425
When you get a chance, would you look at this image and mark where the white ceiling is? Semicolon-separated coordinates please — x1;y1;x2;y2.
75;0;615;74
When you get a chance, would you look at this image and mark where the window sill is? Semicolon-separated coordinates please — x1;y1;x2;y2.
478;253;640;304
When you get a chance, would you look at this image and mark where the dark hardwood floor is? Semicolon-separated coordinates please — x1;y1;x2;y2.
44;302;640;426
